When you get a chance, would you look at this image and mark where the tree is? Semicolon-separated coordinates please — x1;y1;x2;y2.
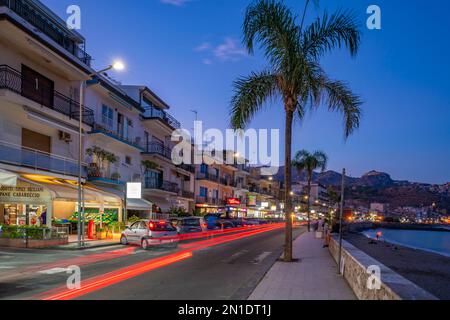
230;0;362;261
292;150;328;231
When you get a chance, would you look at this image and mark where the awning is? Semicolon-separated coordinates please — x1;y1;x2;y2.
0;169;18;187
19;174;121;205
126;198;153;211
143;193;172;212
90;184;152;211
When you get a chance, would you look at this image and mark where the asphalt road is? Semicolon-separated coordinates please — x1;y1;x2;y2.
0;226;304;300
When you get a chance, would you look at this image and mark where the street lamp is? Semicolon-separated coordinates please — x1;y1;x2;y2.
77;60;125;248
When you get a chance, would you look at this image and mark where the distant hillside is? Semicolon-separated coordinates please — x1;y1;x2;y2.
274;167;450;212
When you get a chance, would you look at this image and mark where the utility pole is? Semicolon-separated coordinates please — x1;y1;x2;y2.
338;168;346;275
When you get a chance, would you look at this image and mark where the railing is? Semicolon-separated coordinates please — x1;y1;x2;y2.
0;140;87;177
196;172;219;183
0;0;92;66
220;178;233;187
143;106;181;129
91;123;143;150
144;178;180;194
195;196;222;205
236;164;250;172
0;65;94;126
144;142;172;160
181;190;195;199
176;163;195;174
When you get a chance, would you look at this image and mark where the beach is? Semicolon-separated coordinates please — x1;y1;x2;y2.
345;233;450;300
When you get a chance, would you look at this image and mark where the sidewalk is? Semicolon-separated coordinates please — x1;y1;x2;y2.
248;231;356;300
49;236;120;250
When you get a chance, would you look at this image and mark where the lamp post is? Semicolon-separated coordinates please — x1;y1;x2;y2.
77;61;125;248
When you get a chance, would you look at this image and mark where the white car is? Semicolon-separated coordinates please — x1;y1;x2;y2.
120;220;179;250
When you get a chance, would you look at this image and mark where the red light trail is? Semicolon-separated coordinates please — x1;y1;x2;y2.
36;223;285;300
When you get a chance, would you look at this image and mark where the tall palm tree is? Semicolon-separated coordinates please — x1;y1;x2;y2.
230;0;362;261
292;150;328;232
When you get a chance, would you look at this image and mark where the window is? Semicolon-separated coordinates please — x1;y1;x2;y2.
213;189;219;199
200;164;208;174
102;105;114;128
200;187;208;197
145;170;163;189
22;128;51;154
125;156;132;165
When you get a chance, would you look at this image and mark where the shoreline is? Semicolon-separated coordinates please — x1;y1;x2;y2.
344;232;450;300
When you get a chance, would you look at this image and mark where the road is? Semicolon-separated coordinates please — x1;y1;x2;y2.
0;225;304;300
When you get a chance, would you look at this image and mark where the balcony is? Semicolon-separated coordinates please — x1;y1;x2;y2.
181;190;195;199
196;172;219;183
195;196;224;206
220;178;233;187
0;65;94;126
0;140;87;177
0;0;92;66
143;142;172;160
144;179;179;194
176;163;195;174
90;123;143;151
142;106;181;129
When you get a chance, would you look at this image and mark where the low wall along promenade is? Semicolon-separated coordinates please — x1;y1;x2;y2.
328;235;437;300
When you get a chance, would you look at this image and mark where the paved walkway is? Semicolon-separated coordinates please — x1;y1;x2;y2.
248;231;356;300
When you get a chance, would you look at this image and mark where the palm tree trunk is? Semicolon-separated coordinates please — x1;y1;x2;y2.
307;175;312;232
284;108;294;262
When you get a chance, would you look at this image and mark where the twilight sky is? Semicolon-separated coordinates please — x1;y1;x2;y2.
42;0;450;184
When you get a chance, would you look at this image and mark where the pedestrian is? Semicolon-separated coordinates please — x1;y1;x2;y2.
323;222;330;248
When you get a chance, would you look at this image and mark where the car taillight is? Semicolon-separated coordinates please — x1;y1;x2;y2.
149;222;155;230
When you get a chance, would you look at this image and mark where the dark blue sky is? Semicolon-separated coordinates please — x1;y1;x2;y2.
43;0;450;184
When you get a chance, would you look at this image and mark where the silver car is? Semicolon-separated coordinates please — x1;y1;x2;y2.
120;220;179;249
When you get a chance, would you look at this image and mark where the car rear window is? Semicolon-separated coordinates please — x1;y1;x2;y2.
151;222;176;231
182;219;201;226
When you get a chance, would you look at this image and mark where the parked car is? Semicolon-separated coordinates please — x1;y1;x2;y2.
229;218;247;228
120;220;179;249
216;220;236;230
174;217;208;234
204;213;222;230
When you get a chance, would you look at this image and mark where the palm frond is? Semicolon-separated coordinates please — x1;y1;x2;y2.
243;0;301;69
230;70;279;130
301;9;361;60
320;77;363;138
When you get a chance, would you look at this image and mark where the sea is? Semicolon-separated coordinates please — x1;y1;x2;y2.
363;227;450;258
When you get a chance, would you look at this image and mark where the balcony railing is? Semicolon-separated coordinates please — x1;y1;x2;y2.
143;106;181;129
91;123;143;150
181;190;195;199
196;172;219;183
144;142;172;160
0;140;87;177
0;65;94;126
0;0;92;66
195;196;224;206
144;179;179;194
176;163;195;174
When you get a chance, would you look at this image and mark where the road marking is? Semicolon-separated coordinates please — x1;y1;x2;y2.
0;266;14;269
222;250;249;264
38;268;70;275
252;252;272;264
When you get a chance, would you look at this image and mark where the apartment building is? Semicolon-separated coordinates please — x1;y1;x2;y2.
246;167;282;218
121;85;195;215
0;0;125;227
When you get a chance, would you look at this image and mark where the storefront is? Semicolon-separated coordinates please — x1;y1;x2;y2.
0;179;52;227
225;198;247;218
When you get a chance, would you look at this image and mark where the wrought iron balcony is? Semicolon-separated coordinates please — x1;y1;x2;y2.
0;0;92;66
0;140;87;177
143;142;172;160
0;65;94;126
176;163;195;174
90;123;143;150
142;106;181;129
196;172;219;183
144;179;179;194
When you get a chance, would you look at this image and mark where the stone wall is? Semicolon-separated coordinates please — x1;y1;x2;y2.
328;236;437;300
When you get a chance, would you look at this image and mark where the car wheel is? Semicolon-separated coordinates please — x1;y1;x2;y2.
141;239;149;250
120;235;128;245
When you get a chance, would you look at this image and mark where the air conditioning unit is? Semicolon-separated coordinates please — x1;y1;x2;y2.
58;130;72;143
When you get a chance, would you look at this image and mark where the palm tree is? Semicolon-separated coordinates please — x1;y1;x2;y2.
230;0;362;261
292;150;328;231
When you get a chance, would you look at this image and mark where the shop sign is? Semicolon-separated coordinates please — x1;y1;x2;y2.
247;195;257;206
261;202;269;208
0;181;51;203
226;198;241;205
127;183;142;199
